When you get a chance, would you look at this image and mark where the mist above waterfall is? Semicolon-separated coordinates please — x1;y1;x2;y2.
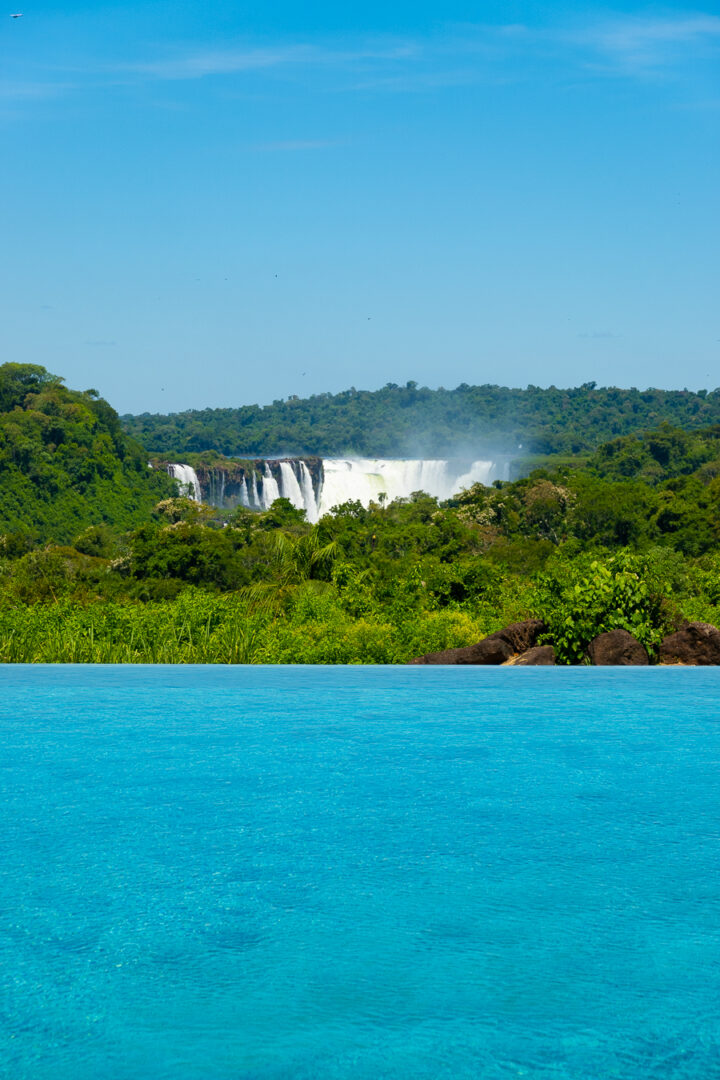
166;456;506;523
316;459;499;520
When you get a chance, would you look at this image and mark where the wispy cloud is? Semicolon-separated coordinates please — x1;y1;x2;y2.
126;41;420;81
250;139;341;151
568;14;720;73
0;80;72;101
123;15;720;89
674;97;720;110
5;11;720;111
346;67;497;93
128;45;309;80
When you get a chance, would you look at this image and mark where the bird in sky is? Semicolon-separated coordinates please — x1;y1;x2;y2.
10;12;23;17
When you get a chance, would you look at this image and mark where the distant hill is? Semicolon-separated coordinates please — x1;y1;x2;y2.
0;364;174;542
122;381;720;458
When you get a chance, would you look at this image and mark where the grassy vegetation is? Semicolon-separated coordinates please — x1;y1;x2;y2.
0;593;508;665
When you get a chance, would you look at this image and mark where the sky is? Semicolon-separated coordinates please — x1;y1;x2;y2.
1;1;718;415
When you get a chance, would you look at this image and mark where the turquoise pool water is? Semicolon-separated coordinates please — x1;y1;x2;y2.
2;665;719;1079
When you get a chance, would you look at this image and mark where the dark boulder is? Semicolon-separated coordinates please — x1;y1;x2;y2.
408;619;545;665
407;637;513;666
509;645;556;666
587;629;649;666
658;622;720;666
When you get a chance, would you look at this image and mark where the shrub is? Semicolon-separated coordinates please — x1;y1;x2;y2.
534;552;671;664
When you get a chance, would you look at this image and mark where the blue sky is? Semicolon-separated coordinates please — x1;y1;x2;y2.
1;2;718;414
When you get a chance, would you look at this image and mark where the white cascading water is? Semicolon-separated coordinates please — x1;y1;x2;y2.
278;462;305;512
167;464;202;502
261;464;281;509
168;457;500;518
315;459;496;520
298;461;319;523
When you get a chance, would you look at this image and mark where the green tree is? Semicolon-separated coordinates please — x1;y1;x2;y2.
534;552;671;664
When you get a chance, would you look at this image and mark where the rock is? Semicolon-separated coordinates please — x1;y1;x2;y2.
587;629;649;666
658;622;720;666
508;645;556;666
408;619;545;665
407;637;514;666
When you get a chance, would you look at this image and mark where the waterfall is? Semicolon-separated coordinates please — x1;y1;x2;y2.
299;461;319;523
279;462;305;512
167;464;202;502
316;459;498;517
168;457;501;517
453;460;496;493
261;464;281;509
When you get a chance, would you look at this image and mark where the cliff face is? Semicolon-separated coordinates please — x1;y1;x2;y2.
194;461;247;509
156;457;323;510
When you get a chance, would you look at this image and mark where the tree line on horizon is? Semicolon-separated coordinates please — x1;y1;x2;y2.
123;380;720;458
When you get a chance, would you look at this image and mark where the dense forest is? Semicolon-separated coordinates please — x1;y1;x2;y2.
123;381;720;458
0;363;175;543
2;362;720;663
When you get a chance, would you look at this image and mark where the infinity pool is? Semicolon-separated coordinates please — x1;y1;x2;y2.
2;665;719;1078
